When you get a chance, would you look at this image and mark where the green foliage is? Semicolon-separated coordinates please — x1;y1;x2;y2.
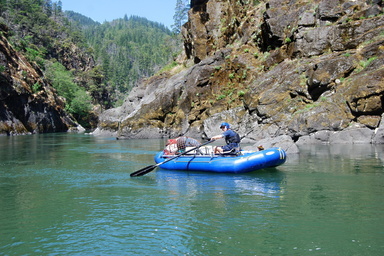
65;10;100;27
238;90;246;97
2;0;85;57
69;89;92;116
45;61;92;117
25;47;40;61
25;46;45;67
45;62;77;100
216;87;235;101
32;83;42;93
355;56;378;73
360;57;377;69
241;69;247;79
157;61;178;74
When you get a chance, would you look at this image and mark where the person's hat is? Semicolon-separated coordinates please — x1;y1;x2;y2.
220;122;230;129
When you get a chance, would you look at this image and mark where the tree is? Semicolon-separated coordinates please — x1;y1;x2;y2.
172;0;190;34
43;0;53;16
57;0;62;12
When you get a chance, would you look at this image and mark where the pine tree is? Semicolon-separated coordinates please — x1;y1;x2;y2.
172;0;190;34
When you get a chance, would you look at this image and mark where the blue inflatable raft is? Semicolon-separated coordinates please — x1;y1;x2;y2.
154;147;287;173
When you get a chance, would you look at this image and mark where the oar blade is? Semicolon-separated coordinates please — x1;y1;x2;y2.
130;165;157;177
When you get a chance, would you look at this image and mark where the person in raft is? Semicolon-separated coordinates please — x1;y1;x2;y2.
163;136;201;155
210;122;241;154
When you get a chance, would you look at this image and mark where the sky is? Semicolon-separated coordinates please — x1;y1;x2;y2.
61;0;177;28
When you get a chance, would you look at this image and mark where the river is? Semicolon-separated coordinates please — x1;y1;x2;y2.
0;133;383;255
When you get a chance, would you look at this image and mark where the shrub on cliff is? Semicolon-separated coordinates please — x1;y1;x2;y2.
45;61;92;118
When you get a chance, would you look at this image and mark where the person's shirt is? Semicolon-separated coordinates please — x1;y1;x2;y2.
222;129;240;144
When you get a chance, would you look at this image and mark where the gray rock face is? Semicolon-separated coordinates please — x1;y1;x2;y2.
243;135;300;154
372;114;384;144
297;126;375;144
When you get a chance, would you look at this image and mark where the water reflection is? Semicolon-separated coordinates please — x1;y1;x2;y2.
141;168;287;255
285;144;384;174
298;143;384;159
155;169;285;198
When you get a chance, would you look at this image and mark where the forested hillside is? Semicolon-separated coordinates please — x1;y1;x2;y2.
65;11;180;103
0;0;180;129
81;15;178;102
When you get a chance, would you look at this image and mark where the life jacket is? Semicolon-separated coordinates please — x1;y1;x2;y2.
225;130;241;144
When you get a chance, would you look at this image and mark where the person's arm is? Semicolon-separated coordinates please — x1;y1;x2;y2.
210;134;223;140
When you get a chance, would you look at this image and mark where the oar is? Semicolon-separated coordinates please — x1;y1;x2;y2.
130;140;214;177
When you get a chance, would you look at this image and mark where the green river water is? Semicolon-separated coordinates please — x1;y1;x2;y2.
0;133;383;255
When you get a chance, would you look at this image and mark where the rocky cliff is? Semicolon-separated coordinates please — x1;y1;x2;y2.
0;25;82;135
96;0;384;146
